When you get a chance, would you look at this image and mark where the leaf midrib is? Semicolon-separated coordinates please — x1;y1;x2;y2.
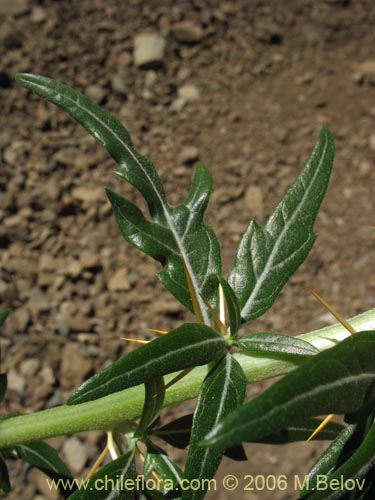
29;77;211;324
240;132;329;319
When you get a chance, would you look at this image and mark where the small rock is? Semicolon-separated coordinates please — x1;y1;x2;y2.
244;185;264;217
0;0;29;16
30;6;47;23
71;185;103;203
7;368;25;395
179;146;199;165
62;436;88;474
79;250;102;271
172;21;204;43
13;307;30;333
353;60;375;75
67;259;82;279
67;315;92;333
0;280;8;294
111;75;127;96
86;85;106;104
60;342;93;389
133;32;166;69
178;84;200;101
28;469;60;500
107;269;131;292
19;358;40;377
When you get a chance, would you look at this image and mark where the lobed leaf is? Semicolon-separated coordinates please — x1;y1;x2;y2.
182;353;246;500
68;324;226;405
68;450;136;499
15;74;221;324
202;331;375;449
236;332;319;358
228;126;335;322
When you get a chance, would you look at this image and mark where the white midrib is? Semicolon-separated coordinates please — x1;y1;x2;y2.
241;135;329;319
35;79;210;325
193;355;235;491
209;371;375;445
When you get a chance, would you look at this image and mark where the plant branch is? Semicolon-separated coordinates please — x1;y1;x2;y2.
1;308;374;448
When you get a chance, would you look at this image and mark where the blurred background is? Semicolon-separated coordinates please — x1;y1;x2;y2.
0;0;374;498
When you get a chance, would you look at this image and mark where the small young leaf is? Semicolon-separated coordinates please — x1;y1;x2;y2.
236;332;319;358
301;419;375;499
228;126;335;322
217;277;241;337
15;441;72;479
67;450;136;499
135;378;165;438
0;309;8;327
202;331;375;449
68;324;226;405
144;440;183;493
0;452;10;494
0;374;7;404
182;353;246;500
15;74;221;324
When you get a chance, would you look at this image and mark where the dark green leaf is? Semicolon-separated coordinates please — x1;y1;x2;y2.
228;126;335;322
0;309;8;327
144;441;183;493
202;331;375;449
300;424;357;497
218;277;241;337
68;324;226;404
301;419;375;499
135;378;165;438
152;413;247;461
0;374;7;403
0;452;10;494
15;441;72;479
15;74;221;324
236;332;320;358
68;450;136;499
153;414;193;449
182;354;246;500
254;418;345;445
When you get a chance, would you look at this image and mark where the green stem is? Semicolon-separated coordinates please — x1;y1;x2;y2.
1;309;374;448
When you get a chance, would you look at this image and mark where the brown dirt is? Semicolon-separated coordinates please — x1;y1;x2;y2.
0;0;374;499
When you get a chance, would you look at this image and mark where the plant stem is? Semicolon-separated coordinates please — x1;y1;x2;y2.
1;309;374;448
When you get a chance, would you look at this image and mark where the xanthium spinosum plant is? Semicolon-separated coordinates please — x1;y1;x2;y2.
0;73;375;499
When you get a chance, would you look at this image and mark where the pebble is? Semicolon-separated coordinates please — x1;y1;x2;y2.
111;75;127;96
178;84;200;101
107;269;131;291
28;469;60;500
178;146;199;165
19;358;40;377
7;368;26;395
30;6;47;23
61;436;89;474
133;32;166;69
0;0;29;16
60;342;93;389
172;21;204;43
71;185;103;203
86;85;106;104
